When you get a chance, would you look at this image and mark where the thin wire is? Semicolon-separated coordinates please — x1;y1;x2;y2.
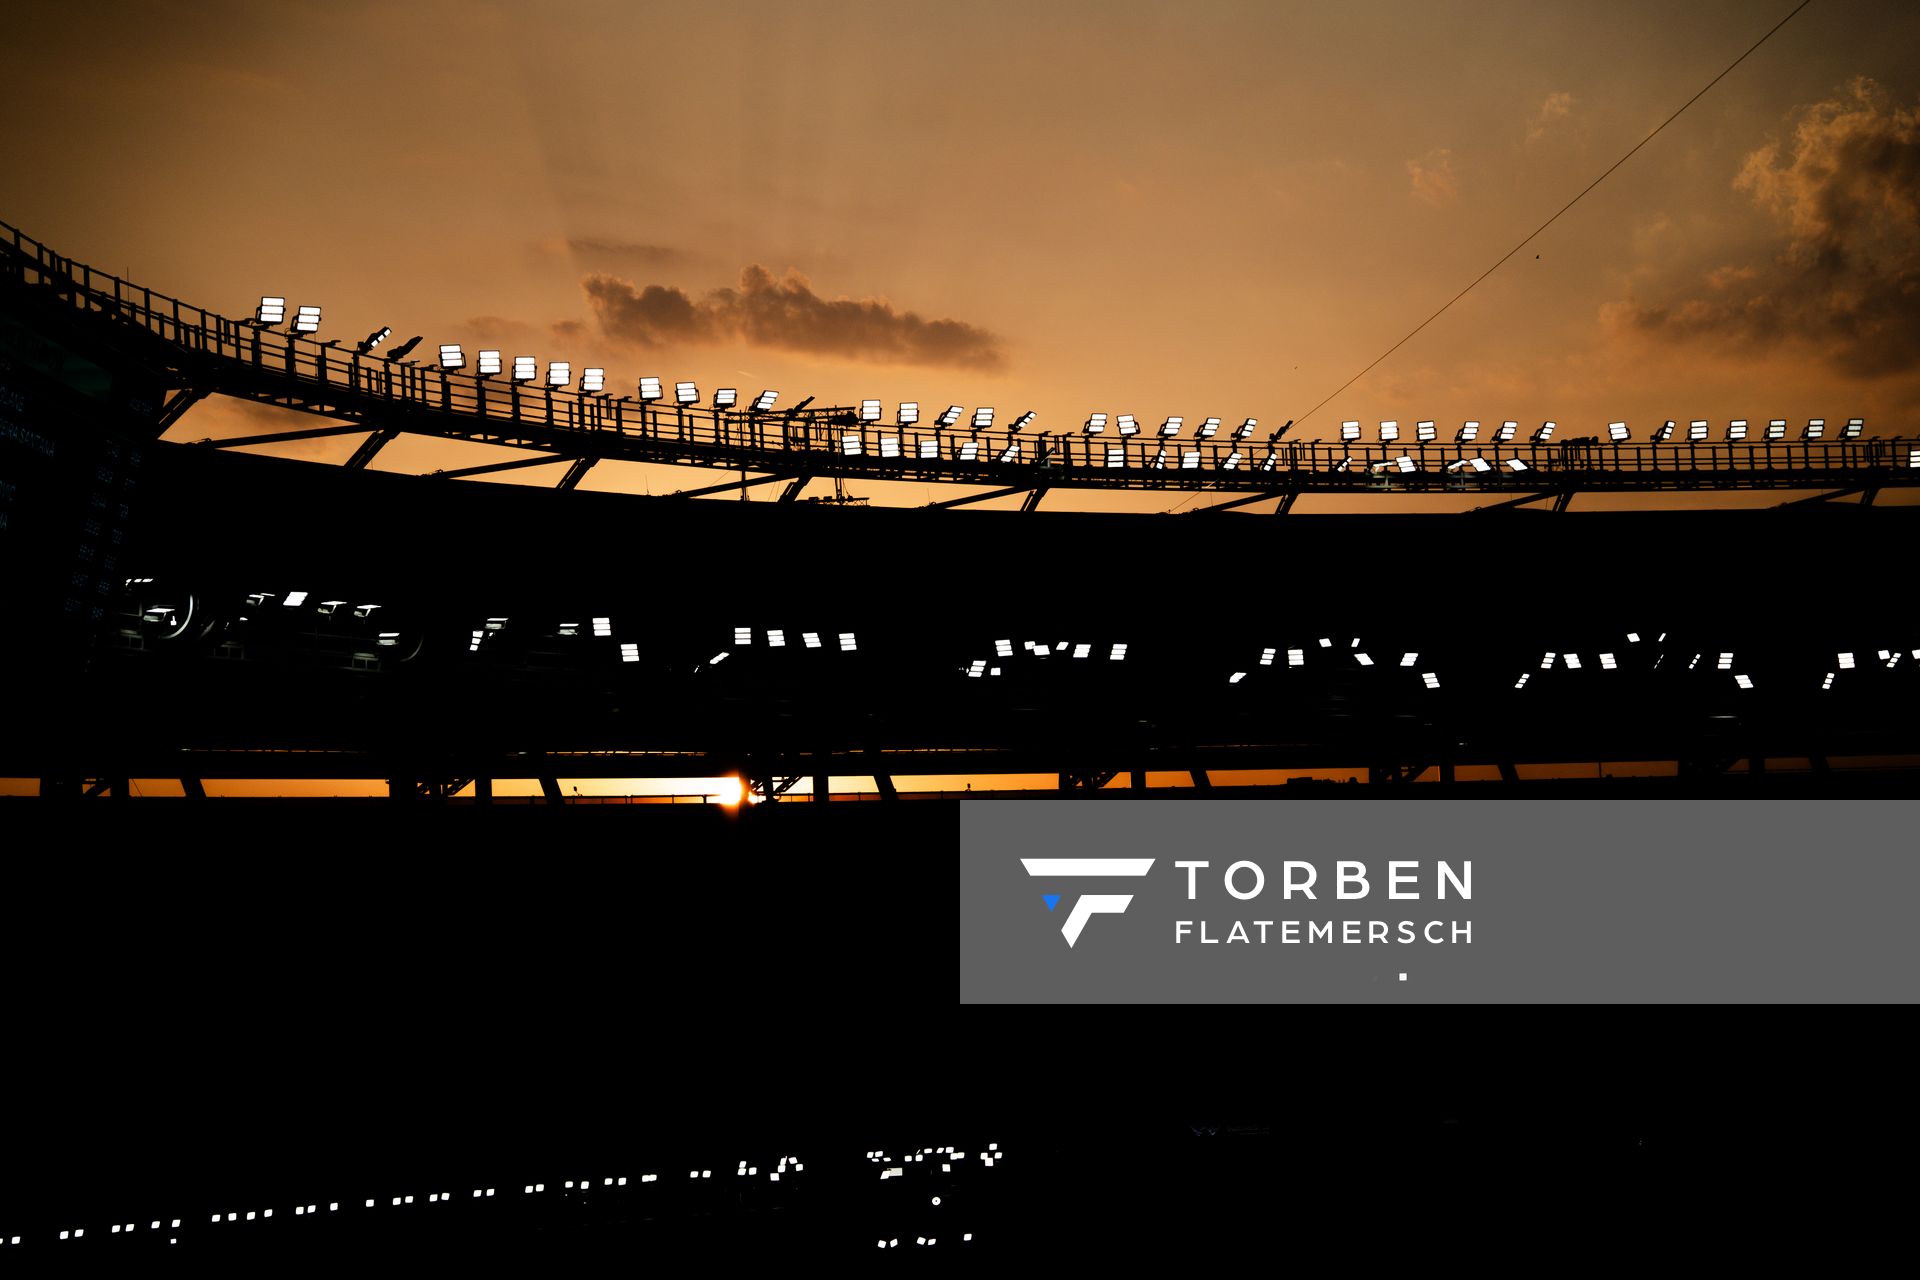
1286;0;1818;435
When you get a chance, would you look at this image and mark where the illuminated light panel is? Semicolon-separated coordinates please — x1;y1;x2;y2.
1688;420;1708;441
1378;420;1398;442
293;305;321;333
1421;672;1439;689
1181;450;1201;469
476;349;502;376
1084;412;1108;434
1735;673;1754;688
1565;654;1581;669
620;643;638;663
1355;653;1373;666
1109;643;1127;660
753;390;778;412
936;404;963;427
1224;451;1243;469
582;367;604;392
997;442;1020;463
1072;643;1090;658
841;434;863;456
511;356;537;382
1541;652;1556;669
1400;652;1417;666
899;401;919;425
1260;647;1276;665
734;626;751;645
1727;419;1748;440
284;591;309;607
638;377;664;401
1340;421;1361;441
1197;417;1221;437
1117;414;1139;436
973;406;995;429
1229;671;1246;683
1601;653;1617;669
919;438;939;458
1628;632;1641;642
803;632;821;648
1105;446;1125;467
839;632;857;652
1608;422;1629;442
593;617;612;637
1822;672;1835;689
1767;418;1786;439
768;629;785;647
1457;421;1480;442
1514;673;1530;689
1717;652;1733;670
438;344;465;370
958;441;980;462
714;387;737;408
1287;649;1304;665
1506;458;1528;472
256;295;285;324
1160;416;1183;437
1803;417;1825;439
860;399;882;422
1842;417;1864;439
1838;652;1854;669
1496;421;1518;441
995;638;1013;656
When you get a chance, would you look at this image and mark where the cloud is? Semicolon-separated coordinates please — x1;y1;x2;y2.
550;319;587;340
560;237;690;270
1407;149;1458;207
460;314;538;341
581;266;1006;370
1526;92;1574;144
1604;78;1920;378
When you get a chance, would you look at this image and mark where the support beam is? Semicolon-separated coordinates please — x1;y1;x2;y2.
556;456;598;490
474;776;492;804
344;425;401;470
154;388;206;431
1131;769;1146;790
874;773;898;801
1275;490;1302;515
540;776;564;806
1472;491;1560;513
428;454;571;480
667;472;795;499
1497;762;1519;783
180;777;206;799
195;422;370;450
1551;490;1576;513
1020;487;1049;512
1192;491;1287;515
1190;768;1211;790
778;475;812;503
1777;486;1869;507
925;485;1031;510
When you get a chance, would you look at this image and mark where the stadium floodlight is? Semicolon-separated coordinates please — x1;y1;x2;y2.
292;305;321;334
1105;446;1125;468
714;387;737;409
1910;448;1920;469
1150;446;1167;468
1841;417;1864;439
1651;420;1675;442
1687;420;1708;441
1083;412;1108;434
1532;420;1556;443
438;344;465;370
958;440;980;461
1457;420;1480;442
255;296;285;326
1392;455;1415;473
918;438;939;458
752;389;778;412
1421;672;1440;689
1727;419;1748;440
546;362;571;388
998;442;1021;463
1506;458;1528;471
1379;420;1399;443
1197;417;1221;438
1011;411;1036;432
638;377;664;402
1181;450;1201;469
1400;652;1418;666
1234;417;1258;439
937;404;964;428
475;349;502;376
1257;451;1276;471
1159;416;1183;437
512;355;537;382
1416;421;1436;442
576;366;603;393
359;326;392;355
1765;419;1786;440
1340;421;1361;442
386;335;423;361
1494;421;1518;442
1608;422;1629;442
1117;414;1140;436
899;402;920;426
1802;417;1824;440
879;436;902;458
841;434;863;455
1838;651;1855;669
839;632;857;652
973;407;995;429
1224;450;1243;469
1332;456;1353;472
1735;674;1753;689
860;399;882;422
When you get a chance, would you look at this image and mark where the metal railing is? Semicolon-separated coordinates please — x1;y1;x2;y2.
5;217;1915;495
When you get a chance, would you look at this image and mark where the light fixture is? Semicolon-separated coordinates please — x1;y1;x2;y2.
255;296;285;325
860;400;882;422
1416;421;1436;442
1727;419;1748;440
1651;420;1675;442
1197;417;1221;438
1802;417;1824;440
998;442;1021;462
1607;422;1629;442
1379;420;1398;442
1105;446;1125;467
1010;411;1036;431
1532;420;1556;443
636;377;663;402
1224;450;1243;469
546;362;570;387
1287;648;1304;665
1117;414;1140;436
386;335;422;361
1234;417;1258;439
714;387;737;408
1083;412;1107;434
973;407;995;429
1332;456;1353;472
292;304;321;334
581;367;604;392
1688;420;1708;441
839;632;857;652
1159;416;1183;437
438;344;465;370
1421;673;1440;689
1766;419;1786;440
1841;417;1863;439
897;401;919;426
1340;421;1361;442
359;326;392;355
752;389;778;412
476;349;502;376
512;355;537;382
1110;643;1127;660
1506;458;1528;471
1457;421;1480;442
841;434;863;455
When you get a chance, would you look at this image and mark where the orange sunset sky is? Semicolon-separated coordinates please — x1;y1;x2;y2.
4;0;1917;518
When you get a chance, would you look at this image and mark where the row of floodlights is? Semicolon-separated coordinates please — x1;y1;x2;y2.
1334;418;1868;444
726;628;859;651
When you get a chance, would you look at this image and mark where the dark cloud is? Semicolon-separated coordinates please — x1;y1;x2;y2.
564;237;690;270
1605;78;1920;377
461;314;538;341
581;265;1006;370
550;319;587;340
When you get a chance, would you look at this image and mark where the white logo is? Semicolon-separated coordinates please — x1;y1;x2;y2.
1020;858;1155;947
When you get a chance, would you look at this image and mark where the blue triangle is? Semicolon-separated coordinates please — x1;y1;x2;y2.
1042;894;1061;912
